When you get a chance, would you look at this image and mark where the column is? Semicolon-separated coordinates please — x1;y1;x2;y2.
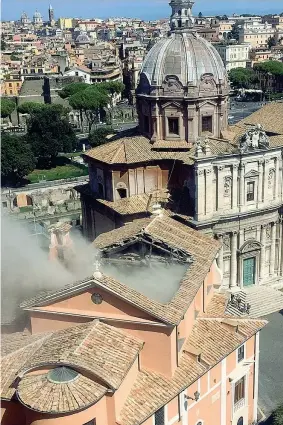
257;159;264;205
195;168;205;220
275;156;280;200
239;163;245;210
217;233;224;272
263;159;269;203
232;164;238;210
230;231;238;288
217;165;224;211
269;222;277;276
205;168;213;216
259;224;266;280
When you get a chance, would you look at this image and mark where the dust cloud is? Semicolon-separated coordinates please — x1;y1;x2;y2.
1;216;97;325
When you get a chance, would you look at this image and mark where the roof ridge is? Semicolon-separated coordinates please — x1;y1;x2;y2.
2;333;52;360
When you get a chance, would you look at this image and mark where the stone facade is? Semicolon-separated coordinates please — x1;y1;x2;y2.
78;0;283;292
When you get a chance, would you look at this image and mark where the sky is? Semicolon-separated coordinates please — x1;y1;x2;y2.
1;0;283;22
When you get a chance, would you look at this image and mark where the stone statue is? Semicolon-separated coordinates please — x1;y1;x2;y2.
239;124;269;154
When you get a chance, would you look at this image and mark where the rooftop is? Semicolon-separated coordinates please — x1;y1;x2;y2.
20;215;220;325
1;320;143;413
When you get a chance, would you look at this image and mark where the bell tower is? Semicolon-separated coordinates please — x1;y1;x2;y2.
169;0;195;32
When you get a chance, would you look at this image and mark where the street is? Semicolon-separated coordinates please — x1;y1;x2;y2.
259;311;283;417
228;101;264;125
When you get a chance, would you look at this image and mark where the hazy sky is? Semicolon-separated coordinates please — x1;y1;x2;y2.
2;0;283;22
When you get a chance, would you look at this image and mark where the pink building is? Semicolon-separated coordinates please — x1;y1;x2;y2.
1;215;266;425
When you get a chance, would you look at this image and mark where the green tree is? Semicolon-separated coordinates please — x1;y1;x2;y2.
10;52;21;61
68;86;109;134
18;101;44;115
1;98;16;119
228;67;259;89
1;38;6;51
267;36;277;49
1;134;36;184
59;82;88;99
88;126;114;147
27;104;77;163
273;405;283;425
254;60;283;77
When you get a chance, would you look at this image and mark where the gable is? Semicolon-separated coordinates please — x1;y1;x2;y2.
31;286;159;324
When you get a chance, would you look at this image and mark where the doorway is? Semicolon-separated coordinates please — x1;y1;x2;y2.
243;257;256;286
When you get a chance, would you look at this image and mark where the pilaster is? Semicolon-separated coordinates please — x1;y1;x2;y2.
217;165;224;212
216;233;224;272
239;163;245;210
232;164;238;210
269;221;277;276
257;159;264;205
259;224;267;280
230;231;238;288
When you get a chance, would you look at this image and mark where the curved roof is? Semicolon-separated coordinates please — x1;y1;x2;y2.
141;32;227;87
17;372;107;414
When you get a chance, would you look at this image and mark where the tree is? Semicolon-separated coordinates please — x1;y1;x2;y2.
228;67;259;89
1;134;36;184
254;61;283;77
68;86;109;134
18;102;45;115
267;36;277;49
27;105;77;162
59;82;88;99
228;24;240;41
273;405;283;425
1;98;16;119
88;126;114;147
1;38;6;51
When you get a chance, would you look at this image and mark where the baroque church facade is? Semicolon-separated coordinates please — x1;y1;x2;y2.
77;0;283;293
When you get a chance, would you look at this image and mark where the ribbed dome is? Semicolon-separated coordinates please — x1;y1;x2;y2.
141;32;227;87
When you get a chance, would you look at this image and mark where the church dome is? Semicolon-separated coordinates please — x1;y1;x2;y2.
141;31;227;87
33;10;42;18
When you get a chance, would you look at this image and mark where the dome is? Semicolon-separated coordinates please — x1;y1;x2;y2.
34;11;41;17
76;32;91;44
141;31;227;88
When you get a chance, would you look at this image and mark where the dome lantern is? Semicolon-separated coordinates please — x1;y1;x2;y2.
169;0;195;32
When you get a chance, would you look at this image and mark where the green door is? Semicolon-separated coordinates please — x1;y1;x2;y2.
243;257;256;286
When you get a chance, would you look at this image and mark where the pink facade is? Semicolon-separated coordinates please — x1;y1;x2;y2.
2;255;264;425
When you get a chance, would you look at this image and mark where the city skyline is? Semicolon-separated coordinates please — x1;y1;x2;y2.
2;0;283;21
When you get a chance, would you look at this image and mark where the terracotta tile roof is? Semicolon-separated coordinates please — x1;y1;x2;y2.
119;315;267;425
21;320;143;390
1;320;143;407
96;190;170;216
21;216;220;326
1;334;49;400
83;128;194;166
238;102;283;135
17;373;107;414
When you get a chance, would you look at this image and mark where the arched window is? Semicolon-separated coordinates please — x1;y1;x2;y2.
117;188;127;199
13;197;18;207
237;417;244;425
26;195;33;206
196;421;203;425
178;9;182;15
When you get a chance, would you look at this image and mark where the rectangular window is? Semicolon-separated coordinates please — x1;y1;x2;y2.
168;117;179;135
2;201;8;208
237;345;245;363
234;376;245;404
155;407;165;425
246;181;255;201
202;115;212;133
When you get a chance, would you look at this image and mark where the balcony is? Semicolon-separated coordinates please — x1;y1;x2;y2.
234;397;245;413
